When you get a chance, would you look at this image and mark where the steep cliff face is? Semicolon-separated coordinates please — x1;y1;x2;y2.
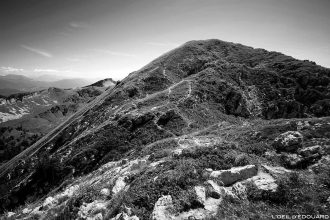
1;39;330;219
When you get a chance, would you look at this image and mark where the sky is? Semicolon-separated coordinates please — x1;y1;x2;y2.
0;0;329;80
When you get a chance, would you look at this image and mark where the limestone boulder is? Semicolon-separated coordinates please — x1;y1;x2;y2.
273;131;303;152
151;195;174;220
247;172;278;192
209;165;258;186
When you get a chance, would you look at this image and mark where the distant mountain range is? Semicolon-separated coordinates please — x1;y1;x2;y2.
0;74;94;96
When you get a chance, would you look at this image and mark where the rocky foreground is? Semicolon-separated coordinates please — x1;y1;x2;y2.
0;39;330;219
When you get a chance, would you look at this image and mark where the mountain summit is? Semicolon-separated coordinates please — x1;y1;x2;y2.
1;39;330;219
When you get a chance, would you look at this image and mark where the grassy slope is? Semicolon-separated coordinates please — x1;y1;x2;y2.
0;39;329;218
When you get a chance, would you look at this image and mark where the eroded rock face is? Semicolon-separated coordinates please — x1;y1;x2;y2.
273;131;303;152
281;153;304;168
262;164;291;176
246;172;278;192
309;155;330;173
209;165;258;186
151;195;174;220
112;176;128;195
298;145;321;157
77;200;108;220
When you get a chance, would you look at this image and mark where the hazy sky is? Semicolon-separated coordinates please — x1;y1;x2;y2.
0;0;329;80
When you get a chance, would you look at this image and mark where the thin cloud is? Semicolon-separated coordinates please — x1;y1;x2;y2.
69;22;90;29
93;49;136;58
21;45;52;58
0;66;24;73
33;68;76;73
66;57;82;62
147;42;179;47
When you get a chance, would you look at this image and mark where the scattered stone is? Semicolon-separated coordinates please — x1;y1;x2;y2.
298;145;321;157
210;165;258;186
206;180;239;203
194;186;206;204
92;213;103;220
321;145;330;154
247;172;277;192
100;188;110;196
172;148;183;156
176;209;212;220
130;159;147;171
43;196;57;209
7;212;15;217
273;131;303;152
151;195;174;220
231;182;247;199
112;176;127;195
264;151;279;160
22;208;32;214
58;185;79;198
309;155;330;173
150;160;164;168
112;212;140;220
121;159;128;165
78;200;107;219
31;205;43;216
262;164;291;176
281;153;304;168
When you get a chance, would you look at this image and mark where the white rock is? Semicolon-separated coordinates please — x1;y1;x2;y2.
31;205;43;215
151;195;174;220
91;213;103;220
54;184;80;202
78;200;107;219
150;160;164;168
100;188;110;196
43;196;58;209
262;165;291;176
194;186;206;204
249;172;278;192
210;165;258;186
231;182;247;199
112;212;140;220
172;149;183;156
22;208;32;214
7;212;15;217
130;159;147;171
176;208;212;220
273;131;303;152
206;180;241;203
112;176;127;195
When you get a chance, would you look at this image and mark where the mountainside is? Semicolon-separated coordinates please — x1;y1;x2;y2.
1;39;330;219
0;75;93;96
0;83;115;165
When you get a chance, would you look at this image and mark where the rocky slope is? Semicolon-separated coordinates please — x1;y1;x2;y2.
0;39;329;219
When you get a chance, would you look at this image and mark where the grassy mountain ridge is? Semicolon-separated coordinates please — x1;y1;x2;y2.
0;39;329;219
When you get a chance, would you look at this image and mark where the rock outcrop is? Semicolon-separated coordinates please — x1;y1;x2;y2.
273;131;303;152
209;165;258;186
